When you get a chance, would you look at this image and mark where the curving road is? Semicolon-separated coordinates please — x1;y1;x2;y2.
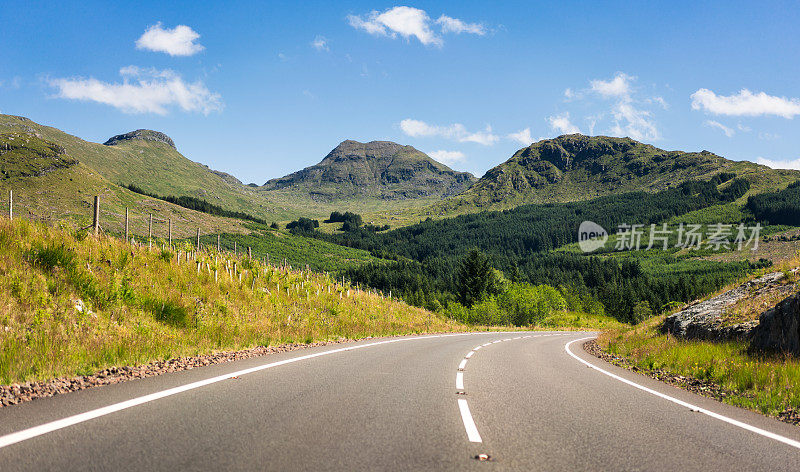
1;332;799;471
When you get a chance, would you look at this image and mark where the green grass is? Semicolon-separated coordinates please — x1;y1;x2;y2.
0;217;465;384
195;228;385;273
599;318;800;418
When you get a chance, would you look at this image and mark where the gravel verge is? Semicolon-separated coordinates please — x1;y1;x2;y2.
584;339;800;427
0;338;364;408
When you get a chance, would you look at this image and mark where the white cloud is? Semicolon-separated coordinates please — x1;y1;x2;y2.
583;73;661;141
650;96;668;109
401;119;448;137
758;131;780;141
609;102;659;141
508;128;533;145
436;15;485;35
428;150;465;165
590;72;633;98
311;35;329;51
348;6;440;46
400;118;498;145
704;120;735;137
49;66;222;115
691;88;800;118
548;113;580;134
347;6;485;46
135;23;204;56
756;156;800;170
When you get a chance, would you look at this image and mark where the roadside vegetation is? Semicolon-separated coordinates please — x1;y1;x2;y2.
598;320;800;419
0;218;464;385
597;255;800;420
0;218;623;386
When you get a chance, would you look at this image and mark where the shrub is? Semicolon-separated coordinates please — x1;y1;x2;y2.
144;297;191;327
29;243;75;271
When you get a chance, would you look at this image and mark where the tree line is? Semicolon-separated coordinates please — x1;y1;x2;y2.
124;184;268;224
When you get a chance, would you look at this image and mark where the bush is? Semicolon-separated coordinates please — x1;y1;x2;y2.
29;243;75;271
286;217;319;233
144;297;191;327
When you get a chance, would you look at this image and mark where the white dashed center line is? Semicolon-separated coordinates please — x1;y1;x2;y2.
454;332;569;444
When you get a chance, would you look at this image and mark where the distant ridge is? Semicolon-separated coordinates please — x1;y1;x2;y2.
262;140;476;200
437;133;799;212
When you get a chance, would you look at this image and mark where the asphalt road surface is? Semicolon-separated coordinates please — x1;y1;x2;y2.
1;332;799;471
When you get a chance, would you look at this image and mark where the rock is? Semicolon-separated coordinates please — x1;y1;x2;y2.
662;271;787;341
750;292;800;355
103;130;176;149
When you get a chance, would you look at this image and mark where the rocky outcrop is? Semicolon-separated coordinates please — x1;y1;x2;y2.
662;272;786;341
104;130;176;149
750;292;800;355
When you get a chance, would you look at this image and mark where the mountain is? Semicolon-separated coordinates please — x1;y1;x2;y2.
0;115;477;221
434;134;799;213
0;124;251;236
261;140;475;200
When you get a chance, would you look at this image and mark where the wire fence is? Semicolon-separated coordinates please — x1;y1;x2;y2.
1;190;392;298
3;190;272;261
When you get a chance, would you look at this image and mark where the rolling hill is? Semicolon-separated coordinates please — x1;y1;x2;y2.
0;128;250;237
429;134;799;215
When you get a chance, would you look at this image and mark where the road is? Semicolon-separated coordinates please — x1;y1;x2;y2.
1;331;799;471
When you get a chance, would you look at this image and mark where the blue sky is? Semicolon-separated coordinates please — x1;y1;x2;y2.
2;1;800;183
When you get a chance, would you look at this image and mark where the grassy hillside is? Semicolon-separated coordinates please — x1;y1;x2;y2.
0;131;250;238
0;127;393;276
0;114;306;221
197;227;384;273
0;217;464;384
0;115;475;221
597;256;800;423
429;134;800;216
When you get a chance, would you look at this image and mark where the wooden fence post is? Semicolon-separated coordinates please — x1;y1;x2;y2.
196;228;200;251
248;246;252;259
234;241;237;257
7;189;11;219
148;214;152;249
92;195;100;235
168;219;172;246
217;234;220;252
125;208;129;243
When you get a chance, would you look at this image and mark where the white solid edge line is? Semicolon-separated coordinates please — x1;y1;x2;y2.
0;332;497;450
565;337;800;451
458;359;468;370
458;398;482;443
456;371;465;390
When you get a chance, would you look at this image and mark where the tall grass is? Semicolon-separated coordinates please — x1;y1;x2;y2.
599;319;800;417
0;218;464;384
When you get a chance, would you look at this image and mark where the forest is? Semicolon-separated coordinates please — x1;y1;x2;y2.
298;178;768;323
124;184;268;224
746;180;800;225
